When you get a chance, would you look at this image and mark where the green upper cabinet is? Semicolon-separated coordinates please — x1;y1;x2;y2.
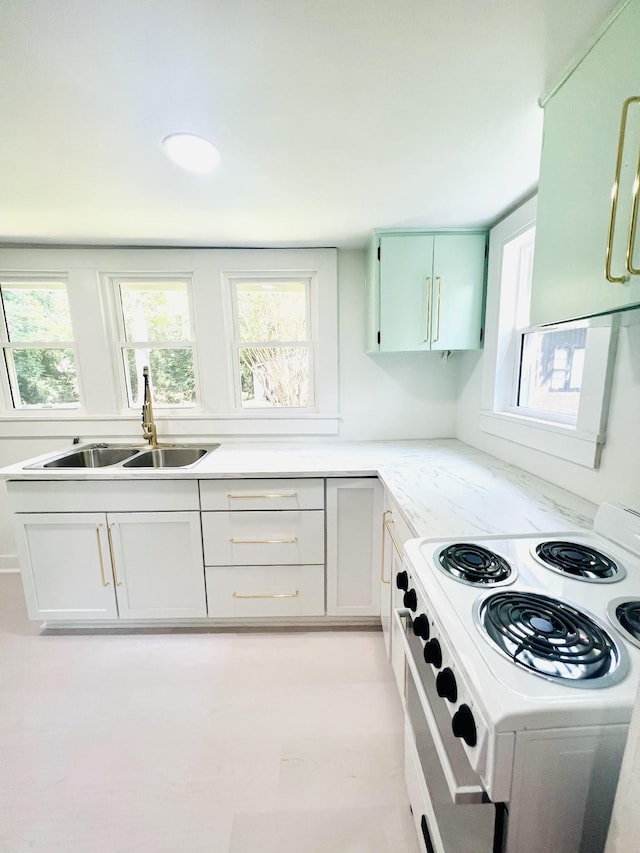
531;0;640;325
365;230;487;353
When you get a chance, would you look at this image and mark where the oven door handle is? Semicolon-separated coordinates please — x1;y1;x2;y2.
394;609;488;805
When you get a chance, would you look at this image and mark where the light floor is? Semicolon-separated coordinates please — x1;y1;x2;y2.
0;573;419;853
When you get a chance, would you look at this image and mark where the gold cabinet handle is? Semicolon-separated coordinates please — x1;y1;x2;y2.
605;96;637;283
383;511;403;561
229;537;298;544
107;523;122;586
380;510;392;583
625;97;640;274
96;524;110;587
424;276;432;342
227;492;297;499
433;276;442;343
233;590;299;599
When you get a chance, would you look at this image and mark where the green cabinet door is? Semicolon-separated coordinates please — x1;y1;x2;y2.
431;233;487;351
531;0;640;325
379;233;434;352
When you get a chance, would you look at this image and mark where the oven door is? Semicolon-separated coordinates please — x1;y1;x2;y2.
394;609;506;853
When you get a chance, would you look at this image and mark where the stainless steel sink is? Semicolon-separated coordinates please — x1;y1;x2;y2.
122;444;219;468
42;445;141;468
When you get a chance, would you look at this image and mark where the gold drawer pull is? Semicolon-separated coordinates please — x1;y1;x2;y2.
233;590;300;599
229;537;298;545
227;492;297;499
107;523;122;586
96;524;110;587
384;515;403;560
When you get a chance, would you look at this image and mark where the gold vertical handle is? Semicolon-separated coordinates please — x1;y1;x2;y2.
605;96;637;283
107;523;122;586
96;524;110;587
625;97;640;274
381;510;392;584
424;277;432;342
433;276;442;342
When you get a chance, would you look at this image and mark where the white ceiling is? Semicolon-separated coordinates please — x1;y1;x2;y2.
0;0;621;248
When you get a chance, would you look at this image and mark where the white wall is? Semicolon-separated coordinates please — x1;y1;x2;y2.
456;302;640;509
337;250;461;440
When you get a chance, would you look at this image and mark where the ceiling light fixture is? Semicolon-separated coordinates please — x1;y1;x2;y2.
161;133;220;174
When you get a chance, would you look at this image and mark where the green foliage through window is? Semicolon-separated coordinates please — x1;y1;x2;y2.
1;282;80;408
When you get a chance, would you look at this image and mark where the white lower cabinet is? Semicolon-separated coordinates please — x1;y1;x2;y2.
326;477;383;617
14;511;206;622
201;478;326;618
205;564;324;617
10;475;388;626
107;512;206;620
381;495;414;656
14;513;118;621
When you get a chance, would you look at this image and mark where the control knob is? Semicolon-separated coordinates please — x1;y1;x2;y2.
452;704;477;747
412;613;430;641
403;588;417;612
436;668;457;703
395;571;409;591
423;638;442;668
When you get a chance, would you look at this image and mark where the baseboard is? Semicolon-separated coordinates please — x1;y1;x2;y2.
0;554;19;573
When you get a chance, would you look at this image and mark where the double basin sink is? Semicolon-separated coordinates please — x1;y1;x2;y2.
29;443;220;470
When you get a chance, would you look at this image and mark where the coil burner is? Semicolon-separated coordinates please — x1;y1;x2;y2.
534;541;624;582
608;598;640;650
437;543;513;587
477;591;625;686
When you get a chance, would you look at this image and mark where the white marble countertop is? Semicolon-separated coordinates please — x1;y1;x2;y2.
0;439;597;539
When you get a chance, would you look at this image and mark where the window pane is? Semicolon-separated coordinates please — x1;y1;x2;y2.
119;283;191;342
236;282;307;342
123;348;195;407
2;283;73;342
7;348;79;407
239;346;309;407
518;325;587;419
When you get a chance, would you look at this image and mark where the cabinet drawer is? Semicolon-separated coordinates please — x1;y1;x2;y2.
205;564;325;617
202;510;324;565
199;478;324;510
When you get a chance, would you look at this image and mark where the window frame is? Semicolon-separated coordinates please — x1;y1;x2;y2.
479;196;619;469
0;247;339;438
108;274;202;414
0;275;84;413
225;271;319;414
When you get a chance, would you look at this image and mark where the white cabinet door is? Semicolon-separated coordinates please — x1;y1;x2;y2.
13;512;118;621
107;511;206;620
326;478;383;617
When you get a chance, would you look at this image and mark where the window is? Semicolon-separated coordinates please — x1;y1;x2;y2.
480;196;618;468
229;277;314;409
0;279;81;409
111;278;197;409
517;323;587;419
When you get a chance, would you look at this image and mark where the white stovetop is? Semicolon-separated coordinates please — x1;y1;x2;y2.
0;439;597;540
406;524;640;731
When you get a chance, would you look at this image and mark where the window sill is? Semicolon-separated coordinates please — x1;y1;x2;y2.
0;413;341;439
479;410;603;468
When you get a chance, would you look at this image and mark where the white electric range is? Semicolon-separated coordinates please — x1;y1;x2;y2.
398;503;640;853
